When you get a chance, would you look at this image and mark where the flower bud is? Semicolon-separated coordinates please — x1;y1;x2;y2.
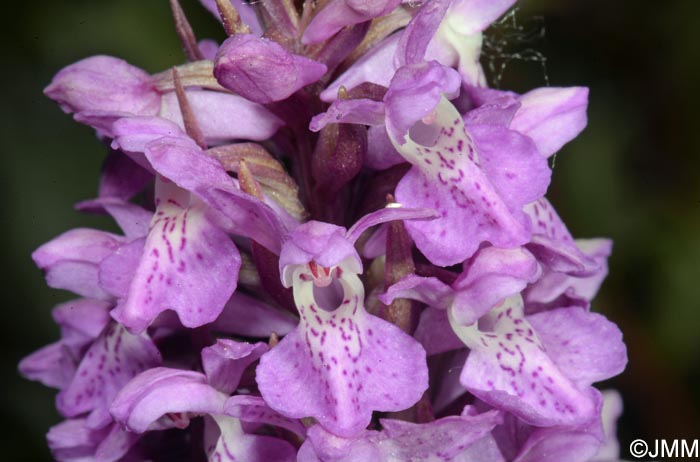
44;55;160;116
214;34;327;104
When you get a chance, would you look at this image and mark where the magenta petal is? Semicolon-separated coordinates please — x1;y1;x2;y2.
19;299;112;389
19;342;76;389
451;246;540;325
53;298;113;346
346;205;439;243
224;395;307;437
141;134;236;192
33;228;128;299
97;150;153;201
447;0;517;35
300;409;502;462
198;187;288;255
160;90;283;142
391;97;545;266
524;238;612;312
510;87;589;158
256;273;428;437
467;124;550;213
377;410;503;460
212;292;297;338
201;339;267;394
47;418;111;462
111;116;186;163
214;34;327;104
384;62;461;144
111;182;240;333
510;389;605;462
76;198;151;239
302;0;399;45
527;307;627;387
379;274;454;310
110;368;226;433
414;307;463;356
395;0;450;66
98;237;145;299
279;222;360;284
309;99;386;132
44;55;159;116
454;296;596;426
57;323;161;424
93;422;141;462
524;198;600;275
366;126;405;170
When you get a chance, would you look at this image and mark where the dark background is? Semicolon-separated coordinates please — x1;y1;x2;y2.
2;1;698;460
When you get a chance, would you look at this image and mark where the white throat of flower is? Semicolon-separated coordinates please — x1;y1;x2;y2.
291;259;364;317
447;294;536;350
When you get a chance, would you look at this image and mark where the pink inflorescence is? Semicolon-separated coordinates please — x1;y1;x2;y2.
20;1;627;461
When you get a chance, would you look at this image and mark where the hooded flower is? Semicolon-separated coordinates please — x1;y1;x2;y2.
382;246;626;427
44;55;283;143
311;2;553;266
111;338;303;462
256;207;437;437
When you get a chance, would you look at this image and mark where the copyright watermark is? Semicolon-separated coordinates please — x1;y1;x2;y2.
630;439;699;459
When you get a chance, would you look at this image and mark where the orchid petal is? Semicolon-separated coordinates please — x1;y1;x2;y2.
111;180;241;333
379;274;454;310
160;90;283;142
310;99;386;132
212;292;298;338
302;0;399;45
527;307;627;388
32;228;127;299
447;0;517;35
224;395;307;437
524;198;599;275
390;97;547;266
57;323;161;426
414;307;463;356
366;125;406;170
257;267;428;437
214;34;327;104
384;62;461;144
20;299;112;389
299;409;502;462
279;222;360;286
44;55;159;116
98;237;145;299
76;198;152;239
511;389;605;462
452;296;596;426
346;205;439;243
591;390;624;461
395;0;450;67
451;246;540;325
110;368;226;433
47;418;105;461
96;150;153;201
511;87;589;158
201;339;268;394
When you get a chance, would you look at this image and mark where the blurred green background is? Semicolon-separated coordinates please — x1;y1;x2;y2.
1;1;698;460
